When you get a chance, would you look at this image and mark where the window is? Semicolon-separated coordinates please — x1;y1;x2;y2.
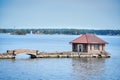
94;44;99;50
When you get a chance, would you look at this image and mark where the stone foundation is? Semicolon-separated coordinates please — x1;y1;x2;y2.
0;51;110;59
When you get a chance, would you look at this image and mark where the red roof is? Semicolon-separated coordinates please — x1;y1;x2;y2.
70;34;108;44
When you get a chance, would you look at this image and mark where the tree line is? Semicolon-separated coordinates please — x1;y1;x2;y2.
0;29;120;35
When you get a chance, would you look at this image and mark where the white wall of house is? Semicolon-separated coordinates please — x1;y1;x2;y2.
88;44;105;54
72;43;106;54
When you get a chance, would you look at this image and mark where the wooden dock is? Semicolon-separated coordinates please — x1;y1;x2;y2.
0;49;110;59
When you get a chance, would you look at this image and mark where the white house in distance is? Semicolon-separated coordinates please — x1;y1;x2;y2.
70;34;109;54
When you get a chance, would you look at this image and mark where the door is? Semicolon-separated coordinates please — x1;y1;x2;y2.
77;44;83;52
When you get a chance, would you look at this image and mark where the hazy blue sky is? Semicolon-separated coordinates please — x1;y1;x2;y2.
0;0;120;29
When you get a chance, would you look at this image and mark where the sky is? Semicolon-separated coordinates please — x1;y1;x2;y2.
0;0;120;29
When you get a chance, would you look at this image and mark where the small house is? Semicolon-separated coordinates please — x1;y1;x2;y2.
70;34;108;54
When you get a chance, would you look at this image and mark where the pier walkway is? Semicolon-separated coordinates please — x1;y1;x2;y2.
0;49;110;59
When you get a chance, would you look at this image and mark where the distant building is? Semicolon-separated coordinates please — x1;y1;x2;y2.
30;31;33;34
70;34;108;54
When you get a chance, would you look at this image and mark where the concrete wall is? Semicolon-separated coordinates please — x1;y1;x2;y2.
7;49;38;55
72;43;106;54
72;43;78;52
72;43;87;52
88;44;105;54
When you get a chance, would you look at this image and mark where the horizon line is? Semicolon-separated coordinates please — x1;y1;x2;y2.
0;28;120;30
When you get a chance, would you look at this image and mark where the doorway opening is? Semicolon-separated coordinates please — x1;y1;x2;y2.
78;44;83;52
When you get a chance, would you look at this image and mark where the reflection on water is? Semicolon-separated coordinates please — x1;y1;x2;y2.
0;58;73;80
0;57;120;80
72;58;105;80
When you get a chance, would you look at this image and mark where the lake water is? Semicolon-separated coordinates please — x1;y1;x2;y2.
0;34;120;80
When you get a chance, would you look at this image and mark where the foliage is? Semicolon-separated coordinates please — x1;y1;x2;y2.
0;29;120;35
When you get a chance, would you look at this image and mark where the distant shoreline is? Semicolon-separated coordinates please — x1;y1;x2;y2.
0;29;120;36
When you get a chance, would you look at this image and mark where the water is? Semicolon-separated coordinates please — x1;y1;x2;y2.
0;34;76;52
0;34;120;80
